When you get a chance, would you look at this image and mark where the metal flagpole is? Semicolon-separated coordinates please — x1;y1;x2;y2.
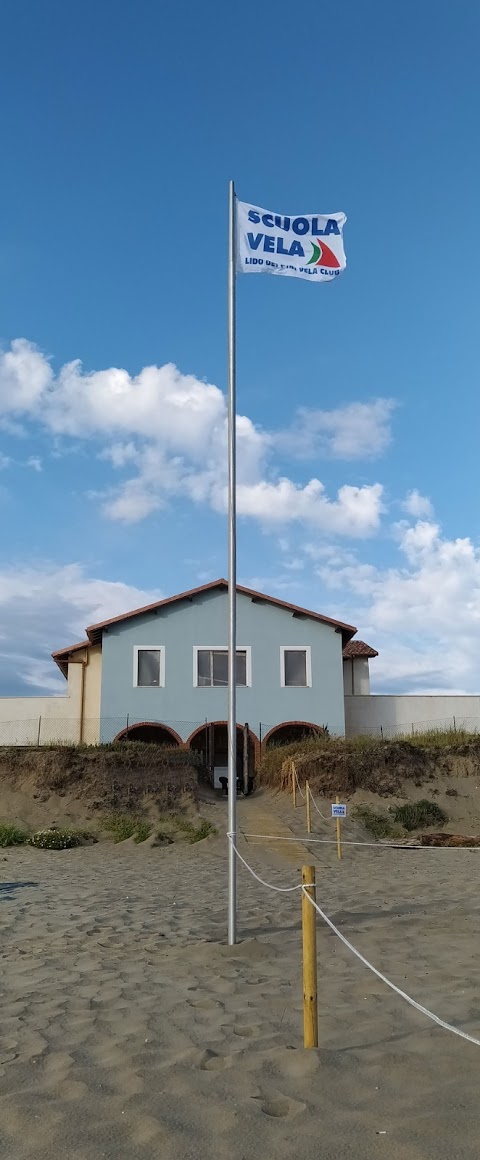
227;178;237;945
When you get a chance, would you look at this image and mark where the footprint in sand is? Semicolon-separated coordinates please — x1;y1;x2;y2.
254;1092;306;1119
198;1049;232;1072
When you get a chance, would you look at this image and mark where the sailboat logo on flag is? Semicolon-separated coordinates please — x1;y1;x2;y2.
236;200;346;283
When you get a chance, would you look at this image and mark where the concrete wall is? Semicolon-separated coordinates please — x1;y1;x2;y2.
0;696;78;745
99;588;346;742
345;695;480;737
0;645;102;744
343;656;370;696
66;645;102;743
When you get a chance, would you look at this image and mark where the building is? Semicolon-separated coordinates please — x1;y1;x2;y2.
43;580;375;773
0;580;379;755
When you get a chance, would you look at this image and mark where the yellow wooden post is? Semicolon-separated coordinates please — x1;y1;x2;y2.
306;780;311;834
302;865;318;1048
292;761;297;809
336;794;342;861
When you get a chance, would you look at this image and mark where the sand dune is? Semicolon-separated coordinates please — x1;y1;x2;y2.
1;791;480;1159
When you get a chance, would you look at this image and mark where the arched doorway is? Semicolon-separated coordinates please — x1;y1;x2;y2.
114;722;182;745
263;721;324;749
187;722;258;793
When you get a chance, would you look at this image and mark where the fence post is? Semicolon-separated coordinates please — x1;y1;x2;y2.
380;725;384;741
306;780;311;834
37;716;41;746
453;715;456;732
302;865;318;1048
292;761;297;808
243;722;249;794
336;794;342;861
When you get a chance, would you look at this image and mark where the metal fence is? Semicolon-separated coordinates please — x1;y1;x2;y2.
1;713;477;748
346;715;480;740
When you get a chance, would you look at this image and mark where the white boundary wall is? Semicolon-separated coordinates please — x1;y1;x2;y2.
0;698;79;745
345;695;480;737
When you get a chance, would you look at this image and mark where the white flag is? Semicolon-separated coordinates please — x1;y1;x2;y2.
236;200;346;283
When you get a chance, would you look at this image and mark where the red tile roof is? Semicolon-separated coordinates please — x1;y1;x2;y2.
342;639;378;659
52;579;359;675
84;579;357;646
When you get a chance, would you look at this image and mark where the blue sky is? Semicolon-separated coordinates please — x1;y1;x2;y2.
1;0;480;696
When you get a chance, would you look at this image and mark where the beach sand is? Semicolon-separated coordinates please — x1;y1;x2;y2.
1;789;479;1159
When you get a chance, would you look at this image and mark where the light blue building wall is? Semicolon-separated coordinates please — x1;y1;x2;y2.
99;588;346;742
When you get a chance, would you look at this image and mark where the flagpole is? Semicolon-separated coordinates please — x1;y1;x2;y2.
227;178;237;946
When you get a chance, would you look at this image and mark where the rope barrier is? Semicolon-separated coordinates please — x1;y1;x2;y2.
227;836;308;892
228;835;480;1048
293;767;306;800
302;889;480;1048
294;766;330;820
309;791;329;822
242;831;480;850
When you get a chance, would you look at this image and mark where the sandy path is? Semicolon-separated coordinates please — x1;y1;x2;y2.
1;791;479;1159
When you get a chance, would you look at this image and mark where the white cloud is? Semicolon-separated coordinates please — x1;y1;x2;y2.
310;519;480;694
235;479;384;537
0;338;53;413
0;453;11;470
26;456;42;472
402;489;433;518
0;564;161;695
0;338;387;537
277;398;396;460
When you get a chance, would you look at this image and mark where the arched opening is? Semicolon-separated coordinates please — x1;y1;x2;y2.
114;722;182;746
264;722;324;750
187;722;258;793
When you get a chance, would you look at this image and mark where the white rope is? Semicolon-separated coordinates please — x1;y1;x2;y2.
294;767;306;800
228;836;480;1048
294;767;329;820
242;832;480;850
309;791;329;822
227;835;305;892
302;888;480;1048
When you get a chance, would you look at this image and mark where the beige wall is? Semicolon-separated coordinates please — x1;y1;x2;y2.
343;656;371;696
66;646;102;743
0;697;78;745
0;644;102;745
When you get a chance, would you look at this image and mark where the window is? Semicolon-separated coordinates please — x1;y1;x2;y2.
133;646;165;688
194;647;251;687
280;646;311;687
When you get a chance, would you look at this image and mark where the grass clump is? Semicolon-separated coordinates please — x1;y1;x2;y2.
0;821;28;847
187;817;216;843
165;815;217;844
391;799;448;831
103;814;151;843
352;805;403;841
29;828;84;850
133;821;151;844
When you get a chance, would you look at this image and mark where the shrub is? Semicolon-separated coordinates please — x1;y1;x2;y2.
188;817;216;843
103;814;152;843
352;805;403;840
29;828;84;849
391;800;448;831
103;814;138;842
165;815;217;844
133;821;151;844
0;822;28;847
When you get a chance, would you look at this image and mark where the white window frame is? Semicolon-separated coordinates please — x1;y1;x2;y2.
280;645;312;688
193;646;252;688
133;645;165;688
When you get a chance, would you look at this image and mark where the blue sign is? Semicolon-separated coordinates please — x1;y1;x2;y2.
331;803;347;818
